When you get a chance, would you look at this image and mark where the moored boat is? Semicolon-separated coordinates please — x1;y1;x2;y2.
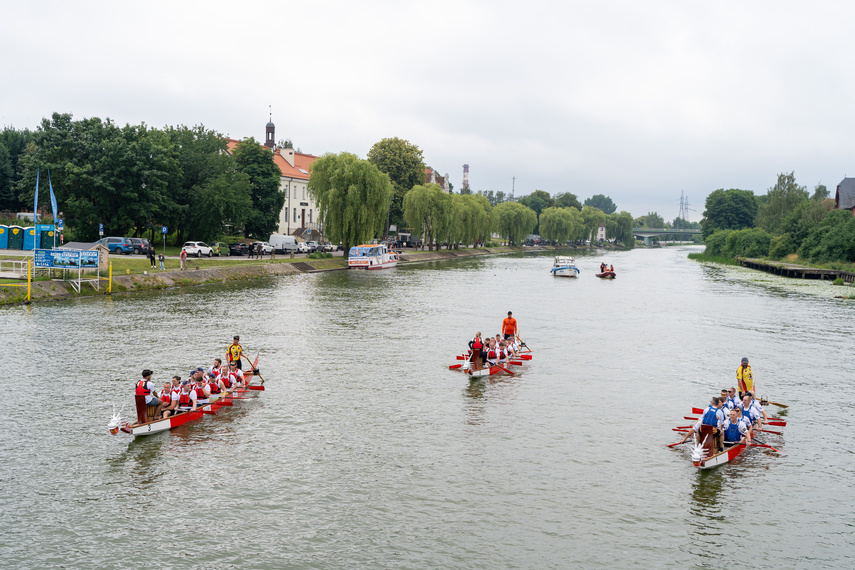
551;256;579;277
348;243;399;270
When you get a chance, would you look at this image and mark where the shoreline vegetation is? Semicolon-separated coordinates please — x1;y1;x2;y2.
0;243;627;306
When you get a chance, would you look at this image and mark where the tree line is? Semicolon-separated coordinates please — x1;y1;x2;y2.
0;113;282;244
698;172;851;263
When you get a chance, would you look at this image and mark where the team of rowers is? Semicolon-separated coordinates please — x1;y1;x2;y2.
599;262;615;273
678;387;770;451
133;336;253;422
134;358;251;420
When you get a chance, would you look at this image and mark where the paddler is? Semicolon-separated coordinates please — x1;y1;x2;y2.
679;396;725;448
726;387;740;410
227;335;244;370
135;369;164;420
744;391;768;425
738;394;762;432
160;379;179;418
722;408;751;445
502;311;518;341
720;389;735;411
176;381;197;413
736;357;753;398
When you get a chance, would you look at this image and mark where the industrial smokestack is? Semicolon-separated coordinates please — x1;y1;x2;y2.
462;164;470;189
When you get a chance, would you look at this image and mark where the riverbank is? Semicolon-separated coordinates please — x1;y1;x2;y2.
1;244;599;305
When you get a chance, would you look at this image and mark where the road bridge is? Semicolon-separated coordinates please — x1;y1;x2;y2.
632;228;701;246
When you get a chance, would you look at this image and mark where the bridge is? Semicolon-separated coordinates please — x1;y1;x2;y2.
632;228;701;246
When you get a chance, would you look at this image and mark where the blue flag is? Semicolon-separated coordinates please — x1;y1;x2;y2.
34;167;39;222
48;169;58;221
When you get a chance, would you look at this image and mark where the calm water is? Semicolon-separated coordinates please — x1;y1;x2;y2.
1;246;853;569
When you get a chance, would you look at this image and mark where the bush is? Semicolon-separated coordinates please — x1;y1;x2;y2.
724;227;772;258
308;252;333;259
799;209;855;263
768;233;794;260
703;230;732;256
833;278;845;285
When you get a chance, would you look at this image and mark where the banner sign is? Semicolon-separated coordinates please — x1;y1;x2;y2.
34;249;99;269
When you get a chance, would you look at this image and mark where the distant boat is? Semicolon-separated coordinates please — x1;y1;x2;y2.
550;256;579;277
347;243;399;270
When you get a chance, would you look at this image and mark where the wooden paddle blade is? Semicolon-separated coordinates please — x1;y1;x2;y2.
672;428;690;432
203;410;216;415
766;420;786;426
449;364;462;369
691;407;704;415
749;443;779;452
684;416;699;421
667;441;685;447
759;428;782;435
519;355;533;360
247;385;265;391
509;361;523;366
767;400;788;408
457;355;465;360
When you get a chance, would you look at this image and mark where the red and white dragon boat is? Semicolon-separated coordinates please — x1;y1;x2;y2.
671;404;785;469
108;366;265;437
448;346;533;377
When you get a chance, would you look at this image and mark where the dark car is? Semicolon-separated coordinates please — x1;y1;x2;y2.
228;242;249;256
128;237;152;255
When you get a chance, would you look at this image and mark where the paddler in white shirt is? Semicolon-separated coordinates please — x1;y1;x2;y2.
738;394;762;431
679;396;725;448
160;381;179;418
722;408;751;445
745;391;768;425
227;360;246;388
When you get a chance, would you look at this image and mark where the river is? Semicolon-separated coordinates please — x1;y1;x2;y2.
1;246;853;569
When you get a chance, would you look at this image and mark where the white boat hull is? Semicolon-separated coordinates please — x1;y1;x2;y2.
551;266;579;277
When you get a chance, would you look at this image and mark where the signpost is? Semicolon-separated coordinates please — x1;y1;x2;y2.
99;223;104;238
161;226;167;254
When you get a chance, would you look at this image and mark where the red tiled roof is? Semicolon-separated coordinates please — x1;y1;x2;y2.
224;138;316;181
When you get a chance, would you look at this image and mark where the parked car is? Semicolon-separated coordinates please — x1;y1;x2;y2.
296;242;309;253
128;237;153;255
228;242;249;256
211;241;229;256
306;240;321;253
95;237;134;255
182;241;213;257
252;241;274;255
321;242;336;252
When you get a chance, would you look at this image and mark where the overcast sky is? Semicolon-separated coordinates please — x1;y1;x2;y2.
2;1;851;221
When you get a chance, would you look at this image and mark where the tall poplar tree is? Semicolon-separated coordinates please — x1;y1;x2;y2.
367;137;425;234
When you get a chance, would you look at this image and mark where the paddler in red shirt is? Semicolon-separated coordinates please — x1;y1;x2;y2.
502;311;518;340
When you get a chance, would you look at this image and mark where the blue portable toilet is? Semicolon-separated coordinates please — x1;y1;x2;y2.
35;223;55;249
23;227;36;250
0;225;8;249
7;226;24;249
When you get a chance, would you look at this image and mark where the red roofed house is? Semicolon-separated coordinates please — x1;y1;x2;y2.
425;167;451;193
225;118;321;238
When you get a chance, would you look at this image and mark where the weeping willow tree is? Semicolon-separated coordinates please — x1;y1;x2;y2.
403;183;452;250
539;206;582;243
493;201;536;245
308;152;392;258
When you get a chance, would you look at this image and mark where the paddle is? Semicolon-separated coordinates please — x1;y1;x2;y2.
456;355;466;360
490;362;514;375
758;428;783;435
449;364;463;369
519;354;533;360
242;353;265;385
766;400;788;408
667;441;688;447
748;442;780;452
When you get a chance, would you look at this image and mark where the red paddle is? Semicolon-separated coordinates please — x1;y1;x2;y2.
449;364;462;369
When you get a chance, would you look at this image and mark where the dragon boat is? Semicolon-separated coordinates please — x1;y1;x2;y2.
108;371;264;437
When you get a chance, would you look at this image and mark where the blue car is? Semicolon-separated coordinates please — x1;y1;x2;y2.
95;237;134;254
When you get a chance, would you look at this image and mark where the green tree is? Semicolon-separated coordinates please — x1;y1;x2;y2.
584;194;617;214
403;183;453;251
185;169;253;243
756;172;808;234
539;207;579;243
701;188;758;239
643;211;665;228
555;192;582;210
780;198;834;253
811;184;829;201
581;205;607;243
367;138;425;234
493;201;536;244
609;211;635;247
725;227;772;258
308;152;392;257
231;138;283;239
0;143;13;210
450;193;492;247
798;209;855;262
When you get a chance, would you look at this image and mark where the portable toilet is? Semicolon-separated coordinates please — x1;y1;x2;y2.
36;224;55;249
0;225;8;249
7;226;24;249
23;227;36;250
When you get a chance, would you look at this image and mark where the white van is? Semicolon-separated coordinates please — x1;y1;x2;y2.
269;234;297;253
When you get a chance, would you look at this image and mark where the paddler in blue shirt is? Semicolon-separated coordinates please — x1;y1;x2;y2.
722;408;750;445
679;396;725;447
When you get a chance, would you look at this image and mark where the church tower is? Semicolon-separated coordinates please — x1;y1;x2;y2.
265;109;275;149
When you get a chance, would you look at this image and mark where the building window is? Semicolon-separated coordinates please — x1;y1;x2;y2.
310;209;313;223
293;208;296;223
302;187;306;200
293;186;297;199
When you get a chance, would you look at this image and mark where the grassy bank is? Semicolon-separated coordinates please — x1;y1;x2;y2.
687;252;739;265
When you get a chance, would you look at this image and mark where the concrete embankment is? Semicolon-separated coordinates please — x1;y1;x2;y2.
739;257;855;283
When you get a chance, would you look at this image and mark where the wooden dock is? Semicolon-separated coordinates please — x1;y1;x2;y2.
738;258;855;283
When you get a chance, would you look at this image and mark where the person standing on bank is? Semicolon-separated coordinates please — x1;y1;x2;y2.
179;248;187;270
502;311;518;341
736;357;754;398
227;335;243;370
148;248;156;268
158;252;165;270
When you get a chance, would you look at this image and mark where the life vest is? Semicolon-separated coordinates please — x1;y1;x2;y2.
472;339;482;350
136;380;151;396
739;405;756;424
178;392;193;409
487;350;496;359
702;406;720;426
723;421;743;442
209;381;221;395
194;386;208;403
